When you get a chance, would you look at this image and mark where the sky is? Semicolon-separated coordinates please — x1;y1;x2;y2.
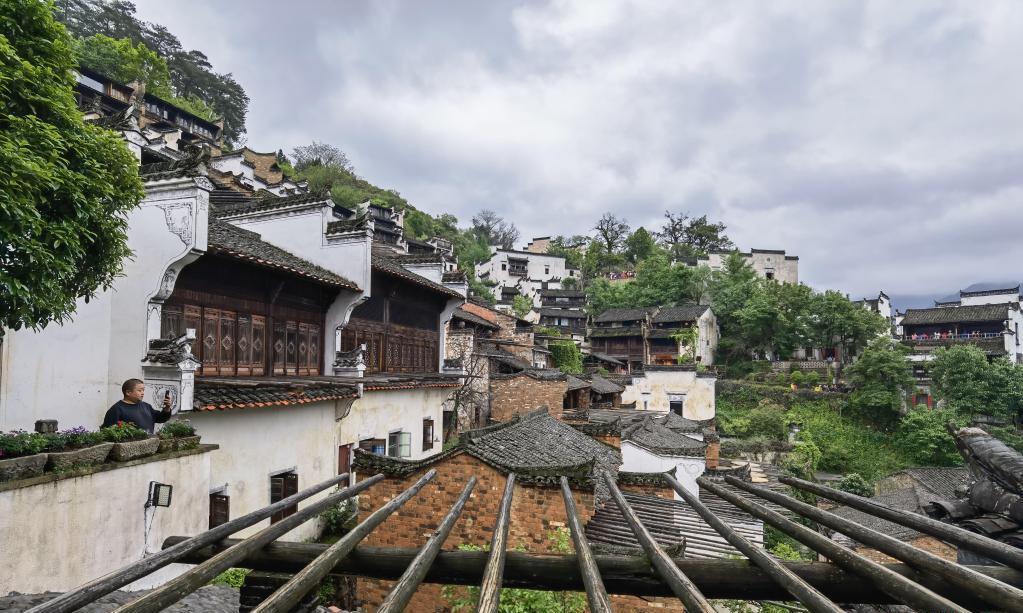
131;0;1023;302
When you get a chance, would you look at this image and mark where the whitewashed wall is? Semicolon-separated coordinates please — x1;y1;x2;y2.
621;442;705;499
621;368;716;420
341;387;451;462
0;450;213;594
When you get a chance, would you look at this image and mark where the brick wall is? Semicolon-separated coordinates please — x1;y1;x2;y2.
620;481;675;500
355;452;595;611
854;535;956;564
490;374;567;421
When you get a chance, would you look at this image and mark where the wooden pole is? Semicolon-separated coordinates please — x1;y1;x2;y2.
166;539;1023;606
663;474;843;613
377;477;477;613
112;473;386;613
697;477;968;613
251;470;439;613
560;476;612;613
25;472;357;613
780;474;1023;571
726;475;1023;613
602;471;714;612
476;473;515;613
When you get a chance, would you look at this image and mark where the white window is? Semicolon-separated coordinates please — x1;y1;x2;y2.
388;431;411;458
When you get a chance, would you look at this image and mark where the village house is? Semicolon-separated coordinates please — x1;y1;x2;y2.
475;246;581;316
536;288;588;340
588;307;651;372
588;305;719;372
695;248;799;283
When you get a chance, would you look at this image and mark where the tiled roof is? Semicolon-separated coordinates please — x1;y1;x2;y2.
899;467;971;501
585;490;762;559
372;251;463;298
538;289;586;298
588;325;644;338
585;352;625;367
140;152;207;181
589;374;625;395
566;375;591;391
900;303;1015;326
362;372;462;392
452;307;499;330
442;270;467;283
661;412;714;434
211;190;331;218
539;307;587;319
207;220;359;290
193;378;358;411
623;418;707;457
480;346;532;371
594;308;650;323
325;213;370;235
831;488;924;543
652;305;710;323
647;329;682;339
390;252;445;264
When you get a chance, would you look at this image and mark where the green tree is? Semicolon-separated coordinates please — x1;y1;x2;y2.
838;473;873;497
845;338;914;430
593;212;630;255
898;408;964;466
657;210;734;258
929;345;1023;418
546;235;586;270
472;209;519;249
74;34;172;97
1;0;145;332
624;227;658;264
807;290;886;362
549;341;583;374
511;295;532;319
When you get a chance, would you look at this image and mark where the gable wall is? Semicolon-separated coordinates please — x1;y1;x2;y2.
490;375;567;421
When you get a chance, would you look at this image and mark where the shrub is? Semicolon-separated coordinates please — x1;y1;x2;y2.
804;371;820;387
0;430;48;459
790;370;805;387
50;426;105;450
746;401;787;440
101;421;149;442
209;568;250;588
319;498;356;538
772;372;789;386
838;473;873;497
159;420;196;439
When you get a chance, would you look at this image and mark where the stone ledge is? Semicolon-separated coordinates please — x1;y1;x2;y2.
0;443;219;493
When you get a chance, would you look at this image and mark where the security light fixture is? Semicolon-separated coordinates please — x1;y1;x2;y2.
147;481;173;508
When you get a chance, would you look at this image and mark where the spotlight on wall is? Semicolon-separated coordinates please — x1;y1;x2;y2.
147;481;173;508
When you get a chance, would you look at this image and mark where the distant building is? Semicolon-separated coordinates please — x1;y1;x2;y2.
475;247;581;313
854;291;893;324
588;305;718;372
524;236;552;253
697;248;799;283
536;288;587;339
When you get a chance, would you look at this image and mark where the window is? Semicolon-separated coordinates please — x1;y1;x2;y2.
668;393;686;416
765;269;775;280
338;444;353;475
388;431;411;458
270;471;298;524
422;419;435;451
545;266;550;275
359;438;386;455
209;493;229;528
501;263;507;271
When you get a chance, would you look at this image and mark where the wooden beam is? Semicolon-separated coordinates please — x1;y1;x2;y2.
726;475;1023;613
25;472;358;613
602;471;714;612
164;539;1023;607
664;474;843;613
697;477;969;613
377;477;477;613
113;473;386;613
477;473;515;613
560;476;612;613
251;470;438;613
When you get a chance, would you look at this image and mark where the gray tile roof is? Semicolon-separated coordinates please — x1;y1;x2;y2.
652;305;710;323
594;308;650;323
589;374;625;395
211;190;331;218
193;377;358;411
566;375;591;391
538;289;586;298
585;490;762;559
585;352;625;366
452;307;499;330
539;307;587;319
899;467;971;501
830;488;924;543
900;302;1016;326
623;418;707;457
207;220;359;290
140;153;207;181
588;325;644;338
371;250;463;298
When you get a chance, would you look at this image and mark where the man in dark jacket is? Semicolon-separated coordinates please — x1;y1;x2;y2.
102;378;172;434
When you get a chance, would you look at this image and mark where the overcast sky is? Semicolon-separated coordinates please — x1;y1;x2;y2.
132;0;1023;301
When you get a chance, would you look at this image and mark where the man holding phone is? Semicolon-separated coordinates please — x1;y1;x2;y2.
101;378;173;434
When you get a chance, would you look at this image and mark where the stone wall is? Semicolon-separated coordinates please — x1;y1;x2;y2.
355;452;594;611
490;374;567;421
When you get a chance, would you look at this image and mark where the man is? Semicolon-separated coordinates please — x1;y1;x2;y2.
102;378;172;434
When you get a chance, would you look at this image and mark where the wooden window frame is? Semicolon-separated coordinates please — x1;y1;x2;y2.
422;419;435;451
387;430;411;458
209;492;230;529
270;471;299;524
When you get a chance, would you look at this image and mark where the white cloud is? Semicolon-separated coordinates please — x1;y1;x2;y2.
132;0;1023;300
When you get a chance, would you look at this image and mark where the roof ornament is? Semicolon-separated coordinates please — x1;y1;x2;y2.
334;344;367;378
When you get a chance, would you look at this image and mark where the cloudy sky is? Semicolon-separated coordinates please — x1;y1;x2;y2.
132;0;1023;303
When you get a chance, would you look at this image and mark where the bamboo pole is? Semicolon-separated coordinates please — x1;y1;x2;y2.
476;473;515;613
560;476;613;613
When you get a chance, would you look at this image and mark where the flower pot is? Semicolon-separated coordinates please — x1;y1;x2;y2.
157;435;201;453
110;437;160;462
45;442;114;472
0;453;47;482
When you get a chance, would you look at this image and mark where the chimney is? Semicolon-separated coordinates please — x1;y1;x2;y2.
704;429;720;470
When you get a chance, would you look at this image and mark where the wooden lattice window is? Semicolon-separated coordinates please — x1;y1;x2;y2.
209;493;230;528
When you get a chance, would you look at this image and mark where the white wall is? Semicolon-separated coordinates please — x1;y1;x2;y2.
621;369;716;420
475;248;576;307
0;450;213;593
341;387;450;462
621;442;706;499
185;400;346;542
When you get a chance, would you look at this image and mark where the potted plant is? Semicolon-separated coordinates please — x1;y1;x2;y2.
103;421;159;461
0;430;48;482
44;426;113;472
158;420;200;452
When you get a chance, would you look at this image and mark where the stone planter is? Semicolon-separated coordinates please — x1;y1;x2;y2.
110;437;160;462
158;435;201;453
45;442;114;472
0;453;47;482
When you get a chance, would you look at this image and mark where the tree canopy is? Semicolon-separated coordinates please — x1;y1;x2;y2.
1;0;145;332
471;209;519;250
929;345;1023;420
